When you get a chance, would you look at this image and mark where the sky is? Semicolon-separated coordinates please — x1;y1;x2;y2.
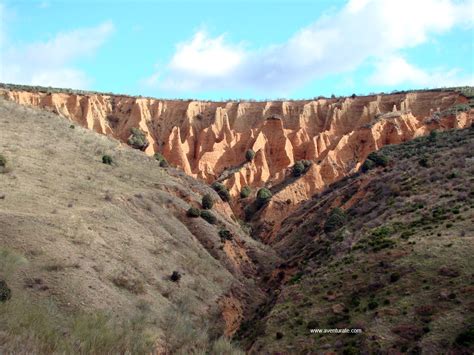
0;0;473;100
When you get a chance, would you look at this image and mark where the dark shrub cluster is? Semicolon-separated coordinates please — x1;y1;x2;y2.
201;194;214;209
127;128;149;151
154;152;169;167
361;151;389;172
200;210;217;224
0;154;6;168
211;182;230;202
256;188;272;207
102;155;113;165
240;186;251;198
219;229;233;241
170;271;181;282
0;280;11;302
245;149;256;162
292;160;312;177
187;207;201;218
324;208;347;233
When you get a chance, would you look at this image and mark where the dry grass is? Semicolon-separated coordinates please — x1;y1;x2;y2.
0;98;274;352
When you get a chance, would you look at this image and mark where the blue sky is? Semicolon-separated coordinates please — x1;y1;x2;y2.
0;0;473;100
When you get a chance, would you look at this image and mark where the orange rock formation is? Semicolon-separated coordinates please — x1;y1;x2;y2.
2;89;472;242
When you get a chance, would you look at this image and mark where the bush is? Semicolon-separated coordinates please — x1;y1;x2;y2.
170;271;181;282
245;149;256;162
0;154;6;167
127;128;149;151
455;326;474;347
240;186;251;198
102;155;113;165
187;207;201;218
419;156;429;168
367;152;389;167
211;182;230;202
301;160;312;169
201;194;214;209
324;208;347;233
256;188;272;207
428;130;438;142
154;152;165;162
159;159;169;168
200;210;217;224
361;158;376;173
292;161;305;177
219;229;233;241
0;280;11;302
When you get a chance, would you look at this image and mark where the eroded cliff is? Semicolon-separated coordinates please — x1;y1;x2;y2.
1;87;472;242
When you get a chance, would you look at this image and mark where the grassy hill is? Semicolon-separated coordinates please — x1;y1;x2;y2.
239;127;474;354
0;98;278;353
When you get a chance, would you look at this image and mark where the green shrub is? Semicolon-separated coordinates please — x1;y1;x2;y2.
245;149;256;162
301;160;312;169
200;210;217;224
256;188;272;207
324;208;347;233
127;128;149;151
187;207;201;218
361;159;376;172
367;152;389;167
211;182;230;202
201;194;214;209
419;156;429;167
428;130;438;142
292;161;305;177
170;271;181;282
240;186;251;198
159;159;169;168
0;154;6;167
367;300;379;310
102;155;113;165
0;280;11;302
154;152;165;162
219;229;233;241
455;326;474;347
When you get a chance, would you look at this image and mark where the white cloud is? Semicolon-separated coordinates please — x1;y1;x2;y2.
0;20;114;89
145;0;473;94
369;55;474;87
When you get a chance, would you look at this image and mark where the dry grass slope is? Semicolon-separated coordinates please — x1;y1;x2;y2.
0;98;276;353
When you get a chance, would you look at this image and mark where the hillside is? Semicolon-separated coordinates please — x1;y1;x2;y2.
0;98;279;353
238;127;474;354
1;85;472;243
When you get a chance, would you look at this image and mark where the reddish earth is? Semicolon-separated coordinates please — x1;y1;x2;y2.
1;88;471;243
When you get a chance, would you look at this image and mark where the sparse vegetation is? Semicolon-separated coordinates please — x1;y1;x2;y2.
200;210;217;224
154;152;169;167
0;280;11;302
201;194;214;210
170;271;182;282
292;161;305;177
240;186;251;198
102;155;113;165
187;207;201;218
0;154;7;168
245;149;256;162
219;229;233;241
324;208;347;233
211;182;231;202
256;188;272;207
127;128;149;151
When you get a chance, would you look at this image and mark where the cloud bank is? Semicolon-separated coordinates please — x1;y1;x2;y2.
147;0;473;94
0;18;114;89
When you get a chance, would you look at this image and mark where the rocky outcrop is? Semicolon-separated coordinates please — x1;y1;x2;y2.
1;88;472;242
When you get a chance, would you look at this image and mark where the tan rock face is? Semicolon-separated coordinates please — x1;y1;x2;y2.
2;89;471;242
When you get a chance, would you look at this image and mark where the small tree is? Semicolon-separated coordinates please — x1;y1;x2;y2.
324;208;347;233
292;161;305;177
256;188;272;207
200;210;217;224
102;155;113;165
211;182;230;202
367;152;389;167
219;229;233;241
0;280;11;302
127;128;149;151
187;207;201;218
202;194;214;209
240;186;251;198
0;154;6;167
361;158;375;173
245;149;256;162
